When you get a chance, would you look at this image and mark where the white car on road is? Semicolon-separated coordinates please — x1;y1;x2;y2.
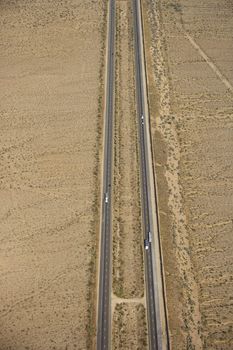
105;193;108;203
144;239;149;250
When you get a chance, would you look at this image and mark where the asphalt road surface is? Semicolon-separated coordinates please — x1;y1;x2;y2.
97;0;169;349
132;0;169;349
96;0;115;349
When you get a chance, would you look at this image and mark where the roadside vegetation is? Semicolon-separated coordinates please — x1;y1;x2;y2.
112;303;148;349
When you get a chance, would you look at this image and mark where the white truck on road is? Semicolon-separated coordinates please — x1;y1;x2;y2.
148;231;152;243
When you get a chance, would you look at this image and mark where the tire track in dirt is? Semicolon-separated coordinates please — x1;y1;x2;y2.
185;33;233;94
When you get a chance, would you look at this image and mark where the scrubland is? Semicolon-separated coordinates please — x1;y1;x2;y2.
143;0;233;348
112;302;147;350
0;1;106;349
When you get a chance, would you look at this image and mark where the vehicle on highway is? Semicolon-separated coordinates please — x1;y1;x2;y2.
141;114;144;124
105;193;108;203
148;231;152;243
144;239;149;250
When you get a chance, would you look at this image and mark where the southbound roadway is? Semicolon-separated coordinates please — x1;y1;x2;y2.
97;0;115;349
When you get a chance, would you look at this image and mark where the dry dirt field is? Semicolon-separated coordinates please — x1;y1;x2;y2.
143;0;233;348
0;1;106;349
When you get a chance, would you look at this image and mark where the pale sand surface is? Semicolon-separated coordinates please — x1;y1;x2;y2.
143;0;233;348
0;1;105;349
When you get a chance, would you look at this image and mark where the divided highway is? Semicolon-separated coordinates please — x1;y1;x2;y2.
97;0;169;349
97;0;115;349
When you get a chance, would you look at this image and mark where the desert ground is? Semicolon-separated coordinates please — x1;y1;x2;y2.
2;0;233;348
0;0;106;349
143;0;233;348
112;302;147;350
112;0;147;348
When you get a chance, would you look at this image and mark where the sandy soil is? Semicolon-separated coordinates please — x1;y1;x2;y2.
143;0;233;348
112;302;147;350
113;0;144;299
0;1;106;349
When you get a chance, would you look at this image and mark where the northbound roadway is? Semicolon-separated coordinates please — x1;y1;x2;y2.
132;0;169;349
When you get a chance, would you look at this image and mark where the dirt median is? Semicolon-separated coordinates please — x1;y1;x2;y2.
112;302;147;349
112;0;144;300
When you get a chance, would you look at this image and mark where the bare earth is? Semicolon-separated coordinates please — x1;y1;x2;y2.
2;0;233;349
143;0;233;348
0;1;106;349
112;302;147;350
